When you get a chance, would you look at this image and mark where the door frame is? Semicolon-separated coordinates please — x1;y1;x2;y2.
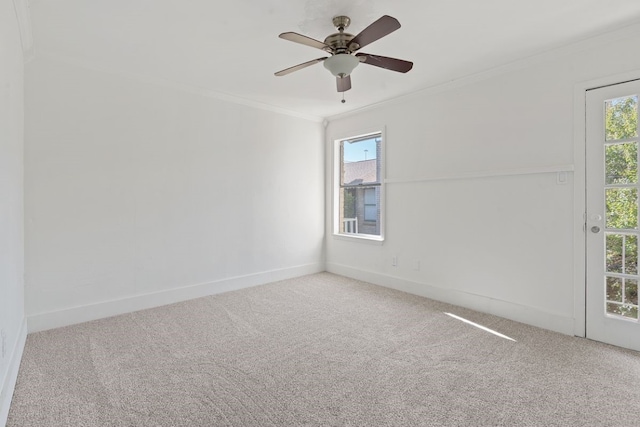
573;69;640;338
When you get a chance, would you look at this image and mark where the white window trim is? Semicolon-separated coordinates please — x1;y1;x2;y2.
332;126;386;242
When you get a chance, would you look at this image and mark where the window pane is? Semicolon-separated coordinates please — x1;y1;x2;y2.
342;137;380;185
605;143;638;184
606;276;623;302
343;218;358;234
343;188;356;218
606;234;623;273
625;235;638;275
606;188;638;229
341;188;357;234
605;95;638;141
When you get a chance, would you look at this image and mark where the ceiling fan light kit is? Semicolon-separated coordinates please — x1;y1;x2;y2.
275;15;413;99
323;54;359;77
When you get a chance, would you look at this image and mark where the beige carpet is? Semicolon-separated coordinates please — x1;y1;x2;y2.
7;272;640;426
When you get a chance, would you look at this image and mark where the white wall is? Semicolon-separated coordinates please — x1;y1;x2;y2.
25;57;325;331
326;31;640;335
0;0;27;424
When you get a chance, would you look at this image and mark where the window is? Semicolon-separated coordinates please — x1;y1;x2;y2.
334;131;383;239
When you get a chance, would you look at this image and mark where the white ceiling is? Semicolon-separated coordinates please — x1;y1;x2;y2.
28;0;640;119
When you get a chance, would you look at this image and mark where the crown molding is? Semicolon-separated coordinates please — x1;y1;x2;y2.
33;51;325;123
26;17;640;124
326;19;640;122
12;0;33;58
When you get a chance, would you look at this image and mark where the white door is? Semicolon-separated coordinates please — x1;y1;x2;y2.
586;80;640;351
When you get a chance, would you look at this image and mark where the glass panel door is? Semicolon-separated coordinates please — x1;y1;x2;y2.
586;81;640;351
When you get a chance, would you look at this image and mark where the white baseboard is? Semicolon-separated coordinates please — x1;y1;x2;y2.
327;263;575;336
28;263;324;333
0;317;27;427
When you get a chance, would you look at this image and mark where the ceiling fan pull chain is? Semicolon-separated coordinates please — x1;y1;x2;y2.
341;92;346;104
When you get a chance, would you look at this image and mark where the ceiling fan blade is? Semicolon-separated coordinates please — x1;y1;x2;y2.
349;15;401;51
274;58;327;76
337;75;352;92
356;53;413;73
279;32;329;50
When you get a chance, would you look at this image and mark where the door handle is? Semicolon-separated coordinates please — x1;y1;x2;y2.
591;226;601;233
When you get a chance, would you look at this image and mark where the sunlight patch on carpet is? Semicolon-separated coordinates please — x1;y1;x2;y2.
445;312;517;342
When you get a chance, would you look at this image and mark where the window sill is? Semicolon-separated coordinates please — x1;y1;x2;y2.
333;233;384;245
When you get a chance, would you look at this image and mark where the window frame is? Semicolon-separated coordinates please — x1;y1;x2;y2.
332;128;385;242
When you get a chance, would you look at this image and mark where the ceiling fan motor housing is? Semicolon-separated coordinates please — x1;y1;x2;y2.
323;33;355;53
324;16;359;54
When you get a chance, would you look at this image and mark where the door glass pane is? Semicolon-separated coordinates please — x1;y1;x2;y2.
606;188;638;229
625;279;638;305
606;234;623;273
607;278;638;319
606;302;638;319
606;276;623;302
605;142;638;184
625;235;638;275
605;95;638;141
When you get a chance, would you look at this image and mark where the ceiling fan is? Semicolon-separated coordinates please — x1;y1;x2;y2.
274;15;413;94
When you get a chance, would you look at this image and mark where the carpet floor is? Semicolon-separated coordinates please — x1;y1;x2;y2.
7;272;640;426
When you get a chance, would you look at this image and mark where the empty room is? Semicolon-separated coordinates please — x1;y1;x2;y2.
2;1;640;425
